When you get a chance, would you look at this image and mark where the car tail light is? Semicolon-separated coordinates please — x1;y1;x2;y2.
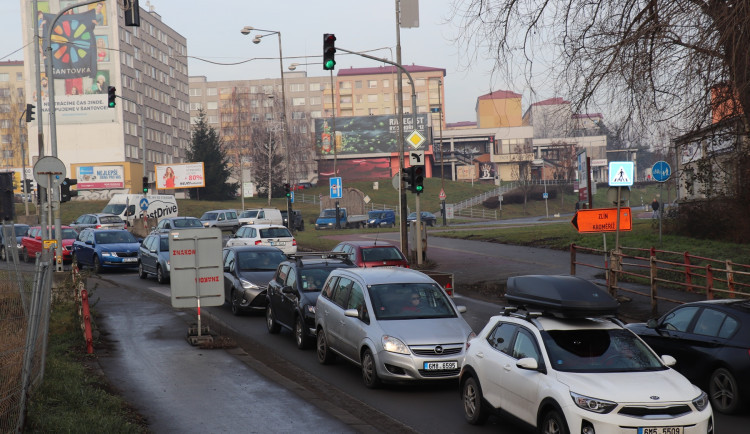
292;239;297;246
95;225;102;229
444;282;453;296
255;240;262;245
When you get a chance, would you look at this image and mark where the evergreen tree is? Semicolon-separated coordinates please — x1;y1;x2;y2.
187;110;239;200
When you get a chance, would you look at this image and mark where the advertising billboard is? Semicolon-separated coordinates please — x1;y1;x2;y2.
76;165;124;189
155;163;205;190
314;114;430;156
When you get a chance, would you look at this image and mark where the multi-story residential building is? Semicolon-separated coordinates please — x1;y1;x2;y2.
0;61;28;172
476;90;523;128
20;1;189;197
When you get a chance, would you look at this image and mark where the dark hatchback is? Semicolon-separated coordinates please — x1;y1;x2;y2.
627;299;750;414
265;253;356;349
222;245;288;315
0;224;29;261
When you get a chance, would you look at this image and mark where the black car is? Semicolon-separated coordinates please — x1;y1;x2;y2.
222;245;288;315
280;210;304;231
406;211;437;226
265;253;355;349
0;223;29;261
627;299;750;414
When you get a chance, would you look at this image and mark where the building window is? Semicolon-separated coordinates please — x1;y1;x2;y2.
1;135;11;145
251;114;260;121
368;108;378;115
340;96;352;104
265;113;273;121
309;83;321;91
206;102;218;110
16;72;23;81
415;78;426;87
382;79;390;88
367;94;378;103
189;88;201;97
292;97;306;106
368;80;377;89
190;102;202;110
355;81;362;89
0;73;8;82
290;83;305;92
208;116;218;123
207;88;217;96
309;96;321;105
291;111;306;119
310;111;322;118
340;81;352;89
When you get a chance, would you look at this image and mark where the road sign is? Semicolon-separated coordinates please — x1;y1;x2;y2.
409;151;425;166
571;207;632;233
652;161;672;182
290;191;294;203
439;188;446;201
607;186;630;205
330;177;342;199
169;228;224;308
33;156;66;188
542;192;549;199
609;161;634;186
406;130;426;149
139;197;149;211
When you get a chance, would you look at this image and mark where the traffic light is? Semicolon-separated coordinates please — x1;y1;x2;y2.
142;176;149;194
108;86;116;108
402;166;414;192
60;178;78;202
25;104;35;122
284;183;291;198
124;0;141;26
23;179;33;192
323;33;336;70
0;173;13;221
413;165;425;194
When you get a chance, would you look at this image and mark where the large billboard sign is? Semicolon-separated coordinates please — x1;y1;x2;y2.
314;114;430;156
155;163;206;189
76;165;125;189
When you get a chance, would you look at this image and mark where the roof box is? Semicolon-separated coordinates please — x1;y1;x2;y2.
506;275;619;318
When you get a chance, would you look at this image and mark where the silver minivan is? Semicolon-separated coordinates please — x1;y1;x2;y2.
315;267;473;388
200;209;239;232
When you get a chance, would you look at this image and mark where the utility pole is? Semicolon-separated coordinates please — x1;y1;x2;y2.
394;0;408;255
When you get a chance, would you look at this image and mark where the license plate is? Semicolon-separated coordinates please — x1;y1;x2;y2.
123;257;137;262
639;427;682;434
423;361;458;370
270;241;286;246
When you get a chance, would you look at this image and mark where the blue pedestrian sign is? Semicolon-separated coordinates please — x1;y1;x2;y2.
609;161;634;187
651;161;672;182
139;197;149;211
330;177;342;199
290;191;295;203
542;192;549;199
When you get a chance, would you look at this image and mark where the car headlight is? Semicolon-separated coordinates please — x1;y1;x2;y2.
692;391;709;411
570;392;617;414
240;278;258;290
368;219;375;224
166;260;170;271
382;335;409;354
16;243;23;249
101;251;114;257
305;304;316;314
203;222;209;227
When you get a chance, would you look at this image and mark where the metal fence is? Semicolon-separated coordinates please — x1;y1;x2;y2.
0;224;54;433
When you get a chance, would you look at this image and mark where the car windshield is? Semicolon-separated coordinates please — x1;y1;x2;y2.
368;283;455;320
541;328;666;373
236;250;287;271
14;226;29;236
361;247;403;262
201;212;218;220
159;237;169;251
95;231;137;244
368;211;387;219
300;268;335;292
174;218;202;228
240;210;258;219
102;204;126;215
259;227;292;238
46;228;79;239
321;209;338;218
407;213;416;219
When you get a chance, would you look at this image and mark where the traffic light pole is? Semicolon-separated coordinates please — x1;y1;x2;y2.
18;111;29;216
116;94;146;181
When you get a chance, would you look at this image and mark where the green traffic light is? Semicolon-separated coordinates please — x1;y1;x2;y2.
109;101;116;108
324;59;335;69
416;186;423;192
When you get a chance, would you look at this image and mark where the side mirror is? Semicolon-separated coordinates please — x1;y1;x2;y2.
647;319;658;329
456;305;467;314
85;240;93;246
516;357;539;371
223;265;230;272
344;308;359;319
281;285;295;295
661;355;677;367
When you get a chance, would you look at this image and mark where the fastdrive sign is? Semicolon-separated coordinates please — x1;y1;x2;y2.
169;228;224;308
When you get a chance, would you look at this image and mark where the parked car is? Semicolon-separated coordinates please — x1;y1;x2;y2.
238;208;283;226
294;182;313;190
69;213;126;232
200;209;239;232
367;210;396;228
152;216;204;233
315;267;473;388
72;229;141;273
280;210;305;231
266;252;356;349
627;299;750;414
222;245;288;315
138;233;171;283
21;226;78;263
226;224;297;255
0;223;29;261
459;275;713;433
407;211;437;227
331;240;409;268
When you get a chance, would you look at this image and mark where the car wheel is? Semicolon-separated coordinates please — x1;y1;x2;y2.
265;305;280;334
361;349;381;389
709;367;742;414
0;246;6;261
138;262;147;279
156;265;167;284
295;316;312;349
540;409;569;434
93;256;103;274
462;376;489;425
230;289;243;316
316;329;335;364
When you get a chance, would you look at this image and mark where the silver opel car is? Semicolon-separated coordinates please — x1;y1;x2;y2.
315;267;474;388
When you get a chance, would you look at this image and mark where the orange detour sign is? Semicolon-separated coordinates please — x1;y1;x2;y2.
571;207;632;233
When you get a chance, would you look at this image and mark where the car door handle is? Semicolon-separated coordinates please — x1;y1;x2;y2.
503;364;512;372
475;352;484;359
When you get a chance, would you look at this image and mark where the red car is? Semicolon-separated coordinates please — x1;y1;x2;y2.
21;226;79;263
331;240;409;268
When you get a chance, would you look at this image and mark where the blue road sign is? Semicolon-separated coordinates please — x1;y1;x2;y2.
330;177;342;199
139;197;149;211
609;161;634;187
290;191;295;203
542;192;549;199
652;161;672;182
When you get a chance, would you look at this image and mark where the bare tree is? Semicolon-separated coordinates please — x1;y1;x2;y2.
509;142;535;212
549;141;578;206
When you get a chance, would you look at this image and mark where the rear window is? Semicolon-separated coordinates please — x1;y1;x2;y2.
227;211;237;219
100;216;124;224
361;246;404;262
259;227;292;238
240;210;258;218
14;226;29;236
174;218;202;228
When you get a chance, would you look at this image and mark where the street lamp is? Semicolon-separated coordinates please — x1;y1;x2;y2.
241;25;293;228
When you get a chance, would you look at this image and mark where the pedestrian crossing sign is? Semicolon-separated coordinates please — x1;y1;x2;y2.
609;161;634;186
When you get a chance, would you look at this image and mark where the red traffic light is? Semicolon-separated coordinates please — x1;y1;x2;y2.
323;33;336;70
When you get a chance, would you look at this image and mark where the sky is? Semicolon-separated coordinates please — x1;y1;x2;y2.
1;0;556;124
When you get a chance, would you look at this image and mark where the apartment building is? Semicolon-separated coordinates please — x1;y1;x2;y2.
0;61;28;172
20;1;189;196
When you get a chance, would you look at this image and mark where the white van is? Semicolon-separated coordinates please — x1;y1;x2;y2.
238;208;283;226
102;194;178;226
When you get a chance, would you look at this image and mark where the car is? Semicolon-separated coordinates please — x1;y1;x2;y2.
407;211;437;227
266;252;356;349
151;216;204;233
295;182;313;190
222;245;289;315
459;275;713;433
315;267;473;388
331;240;409;268
138;233;171;283
367;210;396;228
238;208;283;226
226;224;298;255
627;299;750;414
21;226;79;263
200;209;239;232
69;213;126;232
280;210;305;231
72;228;141;273
0;223;29;261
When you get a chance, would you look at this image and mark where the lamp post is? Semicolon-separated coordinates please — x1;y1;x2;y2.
438;79;446;226
241;26;293;228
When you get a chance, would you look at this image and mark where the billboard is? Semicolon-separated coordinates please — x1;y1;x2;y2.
314;114;430;156
76;165;125;189
155;163;205;189
318;158;393;183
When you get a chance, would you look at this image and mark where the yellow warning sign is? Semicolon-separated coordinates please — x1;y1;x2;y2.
43;240;58;249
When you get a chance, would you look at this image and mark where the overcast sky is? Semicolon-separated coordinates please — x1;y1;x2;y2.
1;0;560;123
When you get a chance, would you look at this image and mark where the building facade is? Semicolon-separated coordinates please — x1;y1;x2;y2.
0;61;28;170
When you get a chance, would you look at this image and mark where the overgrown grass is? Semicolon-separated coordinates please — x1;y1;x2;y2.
24;299;147;433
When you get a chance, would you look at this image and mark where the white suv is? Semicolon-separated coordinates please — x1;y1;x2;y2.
459;275;713;434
